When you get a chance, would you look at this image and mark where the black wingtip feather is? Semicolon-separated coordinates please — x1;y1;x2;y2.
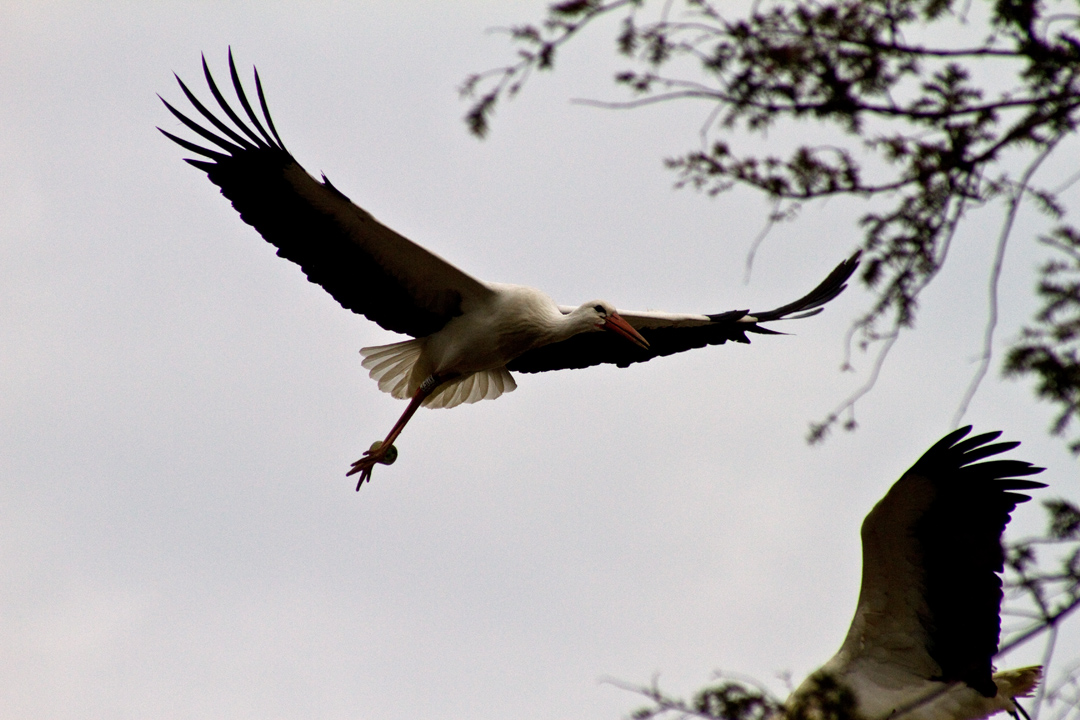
228;48;278;148
913;427;1045;480
785;307;826;320
184;158;219;172
961;440;1022;463
749;250;861;323
174;73;256;152
949;429;1004;456
160;93;247;155
937;424;974;446
160;53;296;174
202;54;268;149
158;127;230;161
253;66;286;149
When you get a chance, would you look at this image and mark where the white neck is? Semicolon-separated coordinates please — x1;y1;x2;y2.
550;305;603;343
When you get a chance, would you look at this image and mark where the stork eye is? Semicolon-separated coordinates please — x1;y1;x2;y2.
593;304;606;314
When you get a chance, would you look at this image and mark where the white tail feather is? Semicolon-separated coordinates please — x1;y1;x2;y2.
360;339;425;400
425;368;516;409
361;340;516;409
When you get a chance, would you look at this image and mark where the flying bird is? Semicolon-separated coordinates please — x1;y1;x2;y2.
783;427;1045;720
159;52;860;487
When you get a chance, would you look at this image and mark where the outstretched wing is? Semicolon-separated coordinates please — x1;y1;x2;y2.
159;51;494;338
507;252;860;373
839;427;1045;696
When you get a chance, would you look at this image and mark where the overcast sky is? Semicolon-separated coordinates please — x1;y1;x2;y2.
1;3;1077;719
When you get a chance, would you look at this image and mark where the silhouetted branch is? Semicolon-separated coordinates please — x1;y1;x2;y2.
953;136;1067;427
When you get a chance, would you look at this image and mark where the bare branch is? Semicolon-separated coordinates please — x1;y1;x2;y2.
953;136;1066;426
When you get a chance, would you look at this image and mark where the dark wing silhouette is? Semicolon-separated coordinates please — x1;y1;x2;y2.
838;426;1045;697
507;252;860;373
159;51;494;338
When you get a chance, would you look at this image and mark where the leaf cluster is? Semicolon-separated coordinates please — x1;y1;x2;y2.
1006;227;1080;452
617;673;857;720
625;679;779;720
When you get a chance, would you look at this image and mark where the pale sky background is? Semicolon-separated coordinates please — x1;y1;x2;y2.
1;3;1077;719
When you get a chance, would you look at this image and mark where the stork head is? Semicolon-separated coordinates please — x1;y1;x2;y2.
580;301;650;349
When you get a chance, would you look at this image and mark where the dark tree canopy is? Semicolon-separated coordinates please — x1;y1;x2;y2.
462;0;1080;451
463;2;1080;717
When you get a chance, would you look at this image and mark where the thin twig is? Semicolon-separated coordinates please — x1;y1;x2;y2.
744;198;783;283
952;136;1064;426
809;331;898;443
1034;626;1060;720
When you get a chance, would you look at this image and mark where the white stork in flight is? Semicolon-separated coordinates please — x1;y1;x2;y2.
159;52;860;487
783;427;1045;720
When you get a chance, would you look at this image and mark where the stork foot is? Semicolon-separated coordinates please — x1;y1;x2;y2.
347;441;398;489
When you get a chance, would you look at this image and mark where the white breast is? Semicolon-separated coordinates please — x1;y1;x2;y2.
425;283;569;375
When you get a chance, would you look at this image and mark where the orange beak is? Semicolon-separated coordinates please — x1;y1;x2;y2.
603;311;650;350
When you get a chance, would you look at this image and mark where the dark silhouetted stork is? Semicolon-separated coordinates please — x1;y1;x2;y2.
783;427;1045;720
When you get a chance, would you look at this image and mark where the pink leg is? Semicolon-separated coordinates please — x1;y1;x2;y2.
348;377;439;489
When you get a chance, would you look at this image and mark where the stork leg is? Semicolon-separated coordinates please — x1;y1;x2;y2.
347;375;443;488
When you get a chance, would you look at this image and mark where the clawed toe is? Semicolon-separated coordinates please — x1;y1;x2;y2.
347;453;376;472
351;462;375;490
347;442;398;489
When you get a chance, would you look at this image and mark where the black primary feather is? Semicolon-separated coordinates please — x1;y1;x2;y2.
904;427;1045;697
